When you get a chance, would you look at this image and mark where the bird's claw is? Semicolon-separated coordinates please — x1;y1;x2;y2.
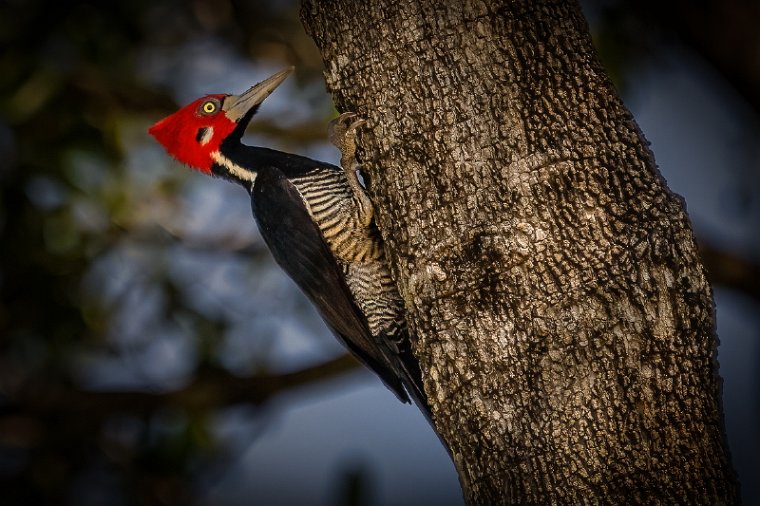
328;112;373;224
339;112;367;132
328;112;366;150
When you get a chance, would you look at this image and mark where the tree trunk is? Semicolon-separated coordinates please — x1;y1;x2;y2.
300;1;738;504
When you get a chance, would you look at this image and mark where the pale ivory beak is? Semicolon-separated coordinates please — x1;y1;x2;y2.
223;67;294;122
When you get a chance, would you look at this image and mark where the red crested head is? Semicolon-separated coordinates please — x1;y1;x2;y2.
149;93;233;173
149;67;294;174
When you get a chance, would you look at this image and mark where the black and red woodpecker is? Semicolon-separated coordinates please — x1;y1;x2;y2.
149;68;427;412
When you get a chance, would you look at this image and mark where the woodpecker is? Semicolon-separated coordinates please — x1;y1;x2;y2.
149;68;427;412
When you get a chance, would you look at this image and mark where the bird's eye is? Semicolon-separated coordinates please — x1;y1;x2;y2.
200;100;218;115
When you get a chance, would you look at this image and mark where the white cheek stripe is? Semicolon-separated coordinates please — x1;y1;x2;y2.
199;127;214;146
211;151;257;184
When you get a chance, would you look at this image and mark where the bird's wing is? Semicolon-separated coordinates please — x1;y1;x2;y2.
250;166;410;402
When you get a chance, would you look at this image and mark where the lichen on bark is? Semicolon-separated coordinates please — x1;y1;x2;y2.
301;0;738;504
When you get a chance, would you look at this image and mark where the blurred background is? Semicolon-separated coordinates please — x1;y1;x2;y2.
0;0;757;504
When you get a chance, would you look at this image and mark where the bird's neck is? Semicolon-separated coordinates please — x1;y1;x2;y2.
211;144;287;187
210;145;258;187
212;143;332;188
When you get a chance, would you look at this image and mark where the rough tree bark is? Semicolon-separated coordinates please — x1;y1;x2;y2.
300;1;738;504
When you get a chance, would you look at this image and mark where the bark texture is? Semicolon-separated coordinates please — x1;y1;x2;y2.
301;1;738;504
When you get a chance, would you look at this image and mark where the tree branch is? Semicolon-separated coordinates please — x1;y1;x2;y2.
699;240;760;301
4;354;359;422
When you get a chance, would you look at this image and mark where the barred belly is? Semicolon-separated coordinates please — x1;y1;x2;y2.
292;167;404;340
292;167;381;263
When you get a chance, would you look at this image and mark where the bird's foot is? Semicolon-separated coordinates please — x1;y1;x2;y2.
328;112;366;168
328;112;373;225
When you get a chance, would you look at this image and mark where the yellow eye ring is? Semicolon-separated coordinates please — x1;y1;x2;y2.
202;101;217;114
